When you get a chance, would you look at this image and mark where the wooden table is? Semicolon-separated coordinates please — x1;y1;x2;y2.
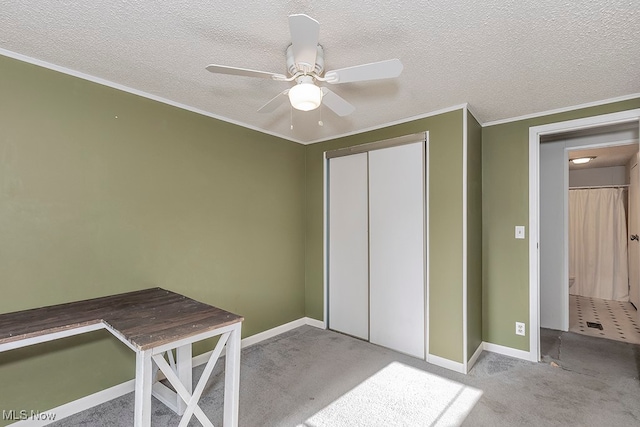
0;288;244;427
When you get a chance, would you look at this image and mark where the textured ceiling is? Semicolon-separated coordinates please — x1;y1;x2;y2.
1;1;639;144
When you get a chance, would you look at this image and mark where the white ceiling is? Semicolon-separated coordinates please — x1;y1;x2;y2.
569;143;638;170
1;1;639;144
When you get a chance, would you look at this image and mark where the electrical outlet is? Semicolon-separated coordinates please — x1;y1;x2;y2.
516;322;526;336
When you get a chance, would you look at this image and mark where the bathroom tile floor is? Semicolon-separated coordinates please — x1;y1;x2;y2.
570;294;640;345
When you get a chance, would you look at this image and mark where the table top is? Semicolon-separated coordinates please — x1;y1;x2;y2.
0;288;243;350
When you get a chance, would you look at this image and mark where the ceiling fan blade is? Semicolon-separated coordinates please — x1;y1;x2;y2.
321;88;355;117
288;14;320;72
324;59;403;84
257;90;289;113
206;64;286;80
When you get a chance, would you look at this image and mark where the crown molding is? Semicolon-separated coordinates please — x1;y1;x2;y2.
483;94;640;127
4;48;638;142
0;48;305;144
304;104;468;145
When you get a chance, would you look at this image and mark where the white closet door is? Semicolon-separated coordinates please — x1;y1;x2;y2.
369;142;425;358
328;153;369;339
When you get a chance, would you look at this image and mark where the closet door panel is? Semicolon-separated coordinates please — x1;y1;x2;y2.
369;142;425;358
328;153;369;339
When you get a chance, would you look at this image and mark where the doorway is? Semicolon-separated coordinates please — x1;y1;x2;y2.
565;143;639;344
529;109;640;361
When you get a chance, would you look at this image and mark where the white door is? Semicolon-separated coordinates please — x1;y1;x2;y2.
328;153;369;339
629;162;640;310
368;142;425;358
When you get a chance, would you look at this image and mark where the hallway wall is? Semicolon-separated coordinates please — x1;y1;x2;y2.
482;97;640;352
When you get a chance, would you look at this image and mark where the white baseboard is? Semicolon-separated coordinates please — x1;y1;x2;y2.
13;380;135;426
19;316;320;425
427;353;466;374
483;341;535;362
192;317;323;367
304;317;326;329
467;343;484;372
428;341;533;375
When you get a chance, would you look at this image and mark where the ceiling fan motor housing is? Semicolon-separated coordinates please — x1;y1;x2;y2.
286;44;324;76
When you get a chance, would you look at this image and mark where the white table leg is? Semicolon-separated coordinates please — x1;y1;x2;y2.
134;349;153;427
176;345;192;415
153;334;229;427
223;323;241;427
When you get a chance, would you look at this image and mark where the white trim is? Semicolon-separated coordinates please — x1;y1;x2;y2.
466;104;482;124
323;153;329;329
482;342;535;362
467;343;484;372
1;48;468;146
484;94;640;127
528;125;541;362
5;46;638;145
531;112;640;136
12;380;136;427
304;317;326;329
0;48;303;145
462;107;469;373
427;354;465;374
192;317;319;367
567;137;639;150
306;104;468;145
424;132;431;361
528;108;640;363
562;148;570;331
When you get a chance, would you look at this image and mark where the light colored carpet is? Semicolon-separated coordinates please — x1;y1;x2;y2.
301;361;481;427
50;325;640;426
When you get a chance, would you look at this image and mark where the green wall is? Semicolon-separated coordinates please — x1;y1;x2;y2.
305;109;466;363
5;42;636;420
466;110;483;360
482;98;640;350
0;55;306;421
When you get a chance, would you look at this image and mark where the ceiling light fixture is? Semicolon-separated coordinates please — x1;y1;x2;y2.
288;76;322;111
570;157;596;165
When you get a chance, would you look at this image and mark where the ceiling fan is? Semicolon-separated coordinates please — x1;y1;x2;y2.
206;14;403;117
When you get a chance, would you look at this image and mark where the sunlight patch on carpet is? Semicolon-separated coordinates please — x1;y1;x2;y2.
299;362;482;426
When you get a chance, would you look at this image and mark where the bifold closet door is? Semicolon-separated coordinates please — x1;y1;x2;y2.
328;153;369;340
369;142;425;358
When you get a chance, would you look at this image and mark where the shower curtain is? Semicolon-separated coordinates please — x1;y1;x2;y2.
569;188;628;301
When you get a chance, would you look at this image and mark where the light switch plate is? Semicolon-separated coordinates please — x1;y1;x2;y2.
515;226;525;239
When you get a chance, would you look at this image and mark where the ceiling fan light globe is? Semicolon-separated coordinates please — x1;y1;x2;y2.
288;82;322;111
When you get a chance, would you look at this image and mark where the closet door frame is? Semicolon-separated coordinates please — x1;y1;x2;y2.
324;132;429;358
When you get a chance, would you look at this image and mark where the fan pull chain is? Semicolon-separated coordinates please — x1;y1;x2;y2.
318;103;324;127
290;105;294;130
